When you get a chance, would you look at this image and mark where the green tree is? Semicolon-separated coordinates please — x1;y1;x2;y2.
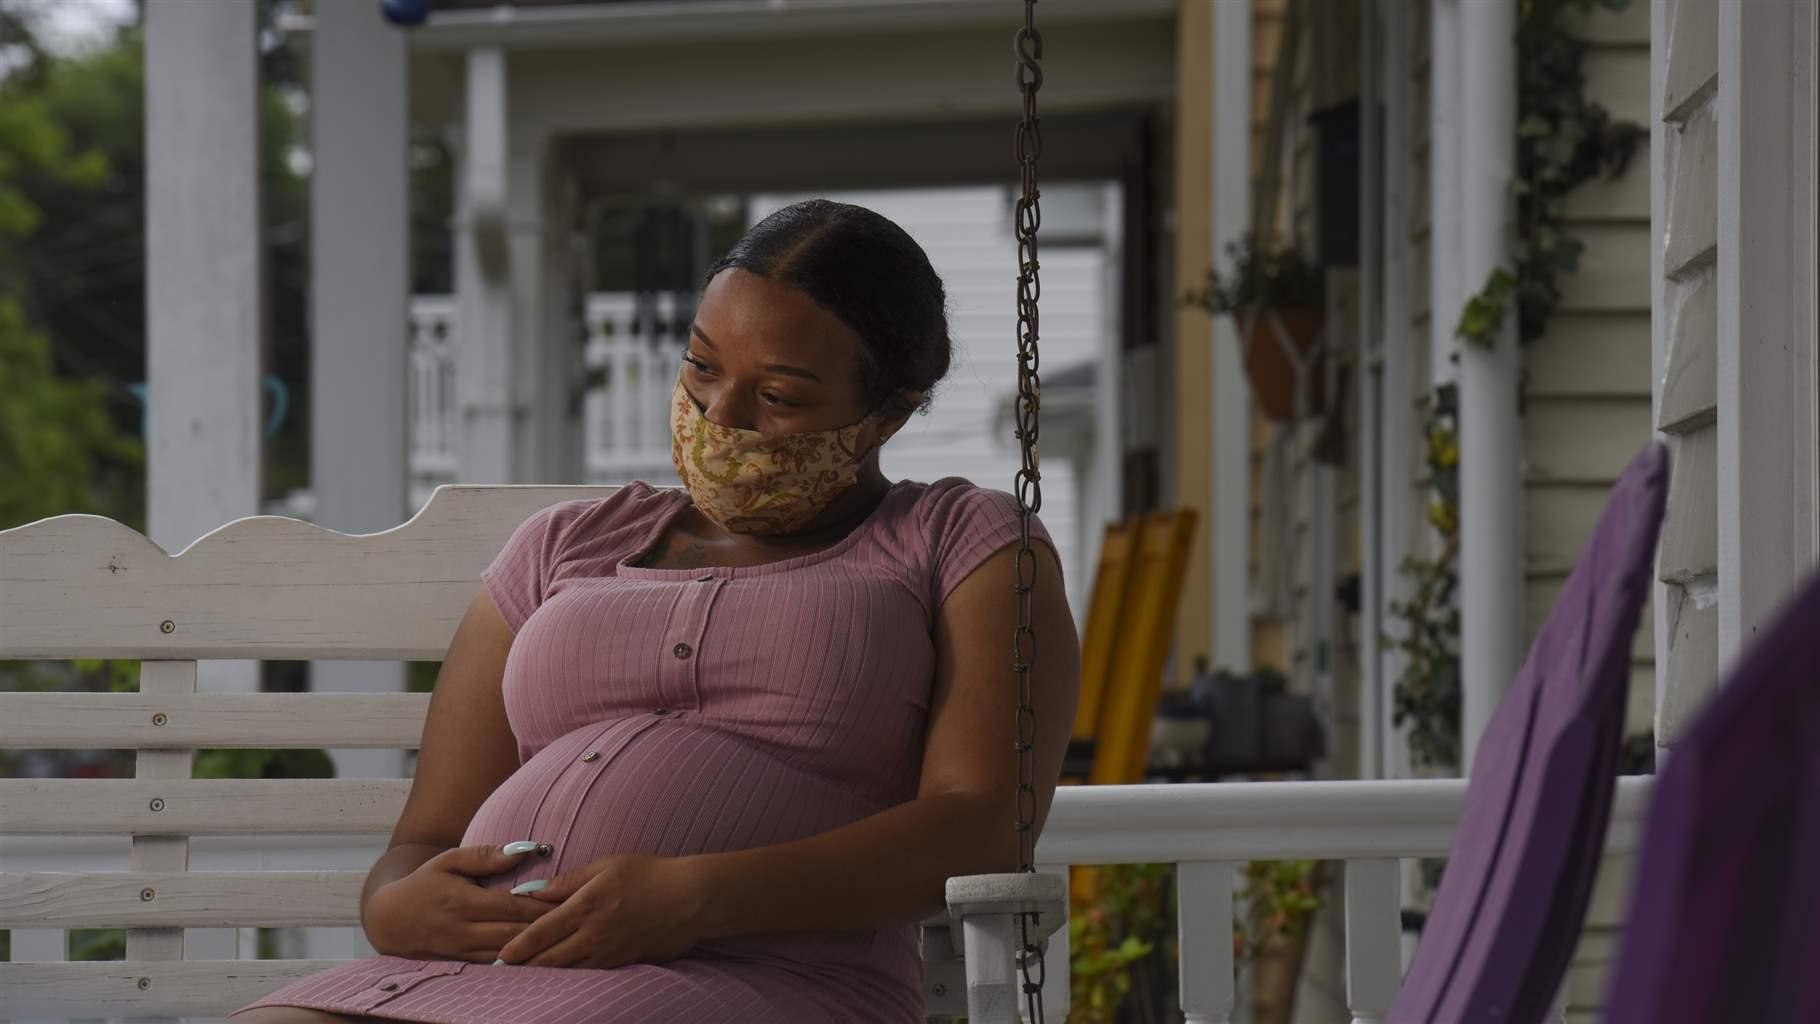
0;16;139;533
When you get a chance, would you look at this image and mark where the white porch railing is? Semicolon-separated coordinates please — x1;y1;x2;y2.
2;775;1651;1023
408;293;689;491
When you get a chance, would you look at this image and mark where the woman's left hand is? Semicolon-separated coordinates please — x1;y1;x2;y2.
495;853;707;968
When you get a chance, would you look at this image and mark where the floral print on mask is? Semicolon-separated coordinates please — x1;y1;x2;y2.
669;377;879;535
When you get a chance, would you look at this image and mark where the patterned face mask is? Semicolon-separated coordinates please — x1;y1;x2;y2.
669;376;884;535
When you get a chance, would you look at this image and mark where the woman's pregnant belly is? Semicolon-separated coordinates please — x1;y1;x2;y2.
460;712;886;894
457;712;921;981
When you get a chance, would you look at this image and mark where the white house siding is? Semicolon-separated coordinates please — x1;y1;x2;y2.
749;188;1105;621
1528;6;1657;1019
1523;0;1657;746
1652;0;1721;748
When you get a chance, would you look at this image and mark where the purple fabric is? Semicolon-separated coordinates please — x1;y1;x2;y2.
1388;442;1668;1023
234;477;1058;1024
1604;570;1820;1023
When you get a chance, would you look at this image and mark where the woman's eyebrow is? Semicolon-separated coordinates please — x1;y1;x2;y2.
691;323;824;382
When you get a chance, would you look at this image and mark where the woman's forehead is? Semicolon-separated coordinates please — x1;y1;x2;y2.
696;269;865;374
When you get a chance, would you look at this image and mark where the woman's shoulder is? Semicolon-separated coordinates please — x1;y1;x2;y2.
877;477;1058;610
562;479;685;556
510;480;684;567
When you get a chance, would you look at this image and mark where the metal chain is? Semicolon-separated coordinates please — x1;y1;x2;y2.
1012;1;1046;1020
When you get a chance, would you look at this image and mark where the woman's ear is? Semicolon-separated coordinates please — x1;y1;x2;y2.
874;390;924;444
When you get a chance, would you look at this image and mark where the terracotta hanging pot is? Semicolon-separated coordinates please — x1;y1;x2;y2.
1232;306;1328;421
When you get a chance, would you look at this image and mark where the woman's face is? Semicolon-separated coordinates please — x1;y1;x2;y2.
683;268;908;444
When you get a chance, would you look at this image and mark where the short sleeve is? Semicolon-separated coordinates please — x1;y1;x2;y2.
481;502;574;633
924;480;1063;612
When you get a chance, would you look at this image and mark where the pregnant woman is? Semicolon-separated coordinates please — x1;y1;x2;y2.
229;199;1081;1023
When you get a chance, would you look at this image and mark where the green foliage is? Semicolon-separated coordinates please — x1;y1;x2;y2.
1387;407;1464;770
194;747;336;780
71;928;125;961
1068;864;1174;1022
1235;860;1324;966
408;661;442;694
1386;388;1463;771
0;297;143;530
1184;232;1325;317
1065;860;1328;1022
1459;0;1643;348
1454;268;1518;348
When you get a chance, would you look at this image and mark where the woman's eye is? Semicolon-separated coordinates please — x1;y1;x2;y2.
760;392;795;408
682;355;713;375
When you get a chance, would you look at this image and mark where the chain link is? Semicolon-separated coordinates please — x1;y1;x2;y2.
1013;1;1046;1020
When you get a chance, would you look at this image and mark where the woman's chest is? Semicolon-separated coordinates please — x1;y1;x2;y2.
501;570;935;749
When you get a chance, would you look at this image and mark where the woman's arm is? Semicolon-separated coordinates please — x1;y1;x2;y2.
683;539;1081;939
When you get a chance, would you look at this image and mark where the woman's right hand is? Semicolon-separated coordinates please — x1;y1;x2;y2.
364;844;554;962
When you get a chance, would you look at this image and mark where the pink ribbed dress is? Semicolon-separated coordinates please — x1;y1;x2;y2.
233;477;1057;1024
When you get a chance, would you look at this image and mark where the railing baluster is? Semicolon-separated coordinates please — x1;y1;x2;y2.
1344;858;1401;1023
1177;861;1236;1024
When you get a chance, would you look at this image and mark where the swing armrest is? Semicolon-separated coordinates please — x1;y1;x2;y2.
942;872;1067;1024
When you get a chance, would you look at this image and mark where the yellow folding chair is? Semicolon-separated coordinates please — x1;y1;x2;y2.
1087;507;1199;787
1064;519;1145;782
1069;508;1199;907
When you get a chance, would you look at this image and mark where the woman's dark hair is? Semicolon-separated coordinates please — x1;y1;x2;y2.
708;199;951;414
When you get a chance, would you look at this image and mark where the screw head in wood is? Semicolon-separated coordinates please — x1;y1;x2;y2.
149;798;165;812
152;713;167;726
932;983;947;998
137;977;150;990
160;620;175;634
140;887;155;901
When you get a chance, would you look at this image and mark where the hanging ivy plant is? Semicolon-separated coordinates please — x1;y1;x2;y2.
1387;0;1642;768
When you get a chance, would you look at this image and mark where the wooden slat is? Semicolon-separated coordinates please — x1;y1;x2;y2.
0;693;431;750
0;959;351;1016
0;871;363;928
1;779;408;835
130;660;192;964
0;484;617;659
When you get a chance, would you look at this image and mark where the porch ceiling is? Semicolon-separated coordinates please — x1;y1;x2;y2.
392;0;1178;53
559;111;1149;198
393;2;1176;141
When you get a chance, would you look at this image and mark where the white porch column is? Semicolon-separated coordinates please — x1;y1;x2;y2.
309;0;411;787
1714;0;1818;664
144;0;261;700
454;50;584;487
1210;0;1253;673
1455;0;1523;767
455;47;518;485
512;148;587;486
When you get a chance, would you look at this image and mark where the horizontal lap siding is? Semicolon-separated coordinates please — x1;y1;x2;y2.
1526;5;1655;1019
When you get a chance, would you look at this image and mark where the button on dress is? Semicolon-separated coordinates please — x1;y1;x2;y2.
233;477;1059;1023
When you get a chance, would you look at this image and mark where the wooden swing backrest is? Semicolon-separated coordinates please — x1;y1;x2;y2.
0;484;971;1020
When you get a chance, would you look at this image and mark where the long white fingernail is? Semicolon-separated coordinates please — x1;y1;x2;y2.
501;841;540;856
510;879;548;895
492;958;507;966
